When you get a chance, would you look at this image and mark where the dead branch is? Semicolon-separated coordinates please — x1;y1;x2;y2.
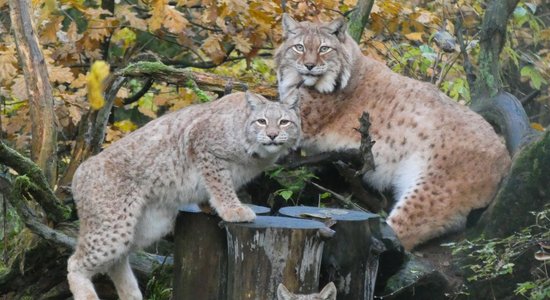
0;141;68;223
9;0;57;186
116;61;278;98
357;111;376;175
332;161;383;212
307;180;366;212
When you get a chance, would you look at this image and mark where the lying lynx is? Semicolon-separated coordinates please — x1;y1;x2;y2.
67;91;301;300
277;282;337;300
274;15;511;250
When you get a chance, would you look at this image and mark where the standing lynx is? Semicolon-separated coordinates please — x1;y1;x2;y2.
67;91;301;300
277;282;337;300
275;15;511;250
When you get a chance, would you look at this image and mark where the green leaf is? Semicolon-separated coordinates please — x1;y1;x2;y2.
320;192;331;199
521;65;548;89
279;190;293;200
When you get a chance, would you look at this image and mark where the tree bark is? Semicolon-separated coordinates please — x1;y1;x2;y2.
348;0;375;43
8;0;57;187
472;0;520;101
173;204;270;300
225;216;330;299
278;206;384;300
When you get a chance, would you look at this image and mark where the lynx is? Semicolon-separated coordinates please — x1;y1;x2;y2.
274;15;511;250
66;91;301;300
277;282;337;300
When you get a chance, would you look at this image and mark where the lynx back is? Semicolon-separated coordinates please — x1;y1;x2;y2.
67;91;301;300
275;14;511;250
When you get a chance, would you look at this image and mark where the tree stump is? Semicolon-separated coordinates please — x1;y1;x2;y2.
224;216;332;300
278;206;382;300
173;204;269;300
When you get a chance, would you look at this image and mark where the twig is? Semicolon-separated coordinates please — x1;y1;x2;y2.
123;78;154;105
280;149;362;170
307;180;366;212
332;161;383;212
455;13;476;92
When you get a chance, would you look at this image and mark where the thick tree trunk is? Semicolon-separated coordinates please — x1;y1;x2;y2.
225;216;330;299
173;204;270;300
8;0;57;187
472;0;520;100
465;0;536;155
348;0;375;43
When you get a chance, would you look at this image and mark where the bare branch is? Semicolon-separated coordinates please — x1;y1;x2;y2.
117;61;278;98
9;0;57;186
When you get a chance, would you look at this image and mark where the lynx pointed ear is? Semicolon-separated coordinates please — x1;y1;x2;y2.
280;87;301;111
325;17;348;42
245;91;266;109
319;282;337;300
277;283;292;300
282;14;300;38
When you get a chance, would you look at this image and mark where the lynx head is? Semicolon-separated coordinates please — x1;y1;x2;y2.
245;91;301;158
275;14;353;97
277;282;337;300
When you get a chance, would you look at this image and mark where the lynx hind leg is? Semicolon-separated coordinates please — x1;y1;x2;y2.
67;255;99;300
386;177;467;250
107;255;142;300
67;217;139;299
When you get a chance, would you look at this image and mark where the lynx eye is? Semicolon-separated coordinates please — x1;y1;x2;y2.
279;119;290;126
293;44;305;53
319;46;331;53
256;119;267;125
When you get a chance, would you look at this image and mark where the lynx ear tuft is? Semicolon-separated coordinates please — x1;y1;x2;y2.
326;17;348;42
246;91;267;110
280;86;301;111
276;283;292;300
319;282;337;300
282;14;300;39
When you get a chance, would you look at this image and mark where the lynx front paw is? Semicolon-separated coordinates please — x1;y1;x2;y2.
218;205;256;222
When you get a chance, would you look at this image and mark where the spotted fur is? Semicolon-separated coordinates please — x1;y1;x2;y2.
67;91;301;300
275;14;511;250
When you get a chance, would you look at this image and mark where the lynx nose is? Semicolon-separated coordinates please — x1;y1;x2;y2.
304;63;315;70
267;133;278;140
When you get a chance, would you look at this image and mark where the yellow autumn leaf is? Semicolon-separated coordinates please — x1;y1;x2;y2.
87;61;110;110
233;34;252;54
114;120;138;132
0;46;19;84
70;73;87;89
202;34;225;63
11;75;28;101
164;6;189;33
49;65;75;84
405;32;424;42
118;5;148;31
531;123;545;132
149;0;167;32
